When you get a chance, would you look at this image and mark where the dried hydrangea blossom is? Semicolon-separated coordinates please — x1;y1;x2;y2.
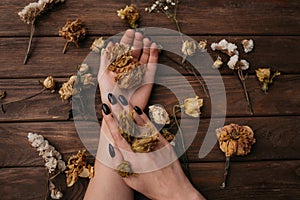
255;68;280;93
181;96;203;118
90;37;105;53
198;40;207;52
59;19;87;54
211;39;238;56
241;39;254;53
212;56;223;69
107;43;130;63
27;132;65;199
149;104;170;125
117;4;140;28
65;150;94;187
117;161;136;178
216;123;256;188
18;0;65;64
59;75;77;101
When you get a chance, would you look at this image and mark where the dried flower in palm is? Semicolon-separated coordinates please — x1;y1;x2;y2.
106;43;145;89
59;75;77;101
90;37;105;53
255;68;280;93
65;150;94;187
59;19;87;54
132;134;159;153
241;39;254;53
216;124;256;188
18;0;65;64
149;104;170;125
1;76;57;113
117;4;140;28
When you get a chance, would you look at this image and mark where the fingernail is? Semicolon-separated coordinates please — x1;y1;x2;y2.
102;103;111;115
134;106;143;115
108;93;117;105
118;95;128;106
109;144;115;158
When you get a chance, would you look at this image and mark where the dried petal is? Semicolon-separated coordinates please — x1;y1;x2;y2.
211;39;238;56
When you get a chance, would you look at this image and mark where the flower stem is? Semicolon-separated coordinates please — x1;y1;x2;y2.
220;156;230;189
23;22;35;65
1;88;46;113
237;69;253;115
62;41;70;54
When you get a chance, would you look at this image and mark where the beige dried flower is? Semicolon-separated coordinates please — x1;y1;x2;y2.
198;40;207;52
59;19;87;54
49;181;63;200
90;37;105;53
211;39;238;56
41;76;56;92
181;96;203;118
213;56;223;69
118;110;137;144
59;75;77;101
149;104;170;125
182;40;197;57
227;55;249;70
117;4;140;28
241;39;254;53
132;134;159;153
255;68;280;93
65;150;94;187
81;73;97;86
117;64;146;89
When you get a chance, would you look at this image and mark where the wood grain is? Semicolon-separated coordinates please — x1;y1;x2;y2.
0;0;299;37
1;161;299;200
0;36;299;79
1;116;299;167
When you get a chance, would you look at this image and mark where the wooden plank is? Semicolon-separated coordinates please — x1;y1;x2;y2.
0;36;299;79
1;160;299;199
0;116;299;167
0;74;299;121
0;0;299;37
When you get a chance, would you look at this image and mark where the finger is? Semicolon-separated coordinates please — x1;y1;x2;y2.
139;38;151;65
131;31;144;60
145;43;159;82
120;29;135;47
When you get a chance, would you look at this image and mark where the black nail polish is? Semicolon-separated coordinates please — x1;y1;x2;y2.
109;144;115;158
108;93;117;105
118;95;128;106
102;103;111;115
134;106;143;115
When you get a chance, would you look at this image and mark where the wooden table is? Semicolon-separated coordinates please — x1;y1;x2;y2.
0;0;299;199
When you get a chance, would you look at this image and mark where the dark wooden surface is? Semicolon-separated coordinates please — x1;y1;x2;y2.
0;0;299;200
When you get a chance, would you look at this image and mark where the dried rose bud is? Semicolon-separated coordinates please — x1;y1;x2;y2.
41;76;56;92
149;104;170;125
117;4;140;28
255;68;280;93
182;40;197;57
90;37;105;53
181;96;203;118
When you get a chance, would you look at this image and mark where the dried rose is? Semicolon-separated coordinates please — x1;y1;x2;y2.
90;37;105;53
255;68;280;93
65;150;94;187
182;40;197;57
216;123;256;157
241;39;254;53
59;75;77;101
148;104;170;125
211;39;238;56
212;56;223;69
117;4;140;28
59;19;87;54
181;96;203;118
41;76;56;92
198;40;207;52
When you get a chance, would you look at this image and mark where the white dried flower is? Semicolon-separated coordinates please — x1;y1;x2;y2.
182;40;197;57
45;157;58;173
227;55;249;70
31;135;45;148
40;145;55;159
36;140;49;152
211;39;238;56
90;37;105;53
57;159;67;171
149;105;170;125
27;132;38;143
227;55;239;70
213;56;223;69
242;39;254;53
239;59;250;70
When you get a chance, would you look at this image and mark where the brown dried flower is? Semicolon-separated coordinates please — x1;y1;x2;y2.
255;68;280;93
181;96;203;118
117;161;136;178
117;4;140;28
90;37;105;53
41;76;56;92
59;75;77;101
65;150;94;187
132;134;159;153
117;64;146;89
59;19;87;54
161;128;175;143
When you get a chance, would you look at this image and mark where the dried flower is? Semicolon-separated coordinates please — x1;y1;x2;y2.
117;65;146;89
78;63;89;74
149;104;170;125
145;0;177;15
132;134;159;153
59;19;87;54
59;75;77;101
227;55;249;70
90;37;105;53
211;39;238;56
181;96;203;118
182;40;197;57
65;150;94;187
18;0;65;64
41;76;56;92
198;40;207;52
216;123;256;188
255;68;280;93
117;161;136;178
161;128;175;143
117;4;140;28
212;56;223;69
81;73;97;86
241;39;254;53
